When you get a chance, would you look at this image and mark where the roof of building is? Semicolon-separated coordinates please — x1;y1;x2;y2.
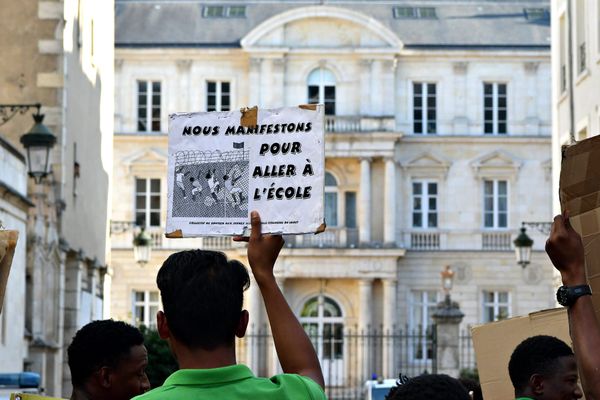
115;0;550;49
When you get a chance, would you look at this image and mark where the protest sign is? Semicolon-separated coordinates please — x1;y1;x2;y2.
9;395;64;400
166;105;325;237
0;230;18;315
560;134;600;317
472;308;571;400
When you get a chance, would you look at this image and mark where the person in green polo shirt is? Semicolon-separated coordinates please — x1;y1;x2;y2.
133;211;326;400
508;335;582;400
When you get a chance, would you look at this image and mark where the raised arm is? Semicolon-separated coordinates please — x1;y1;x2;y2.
234;211;325;388
546;212;600;400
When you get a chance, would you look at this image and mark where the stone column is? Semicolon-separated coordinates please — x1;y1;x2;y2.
359;158;372;245
249;58;262;106
371;60;383;115
247;276;263;374
359;59;373;116
358;279;373;379
382;279;398;378
431;296;465;377
272;57;286;107
384;158;397;246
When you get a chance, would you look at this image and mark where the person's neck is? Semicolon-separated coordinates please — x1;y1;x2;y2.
173;341;237;369
70;387;93;400
515;391;537;400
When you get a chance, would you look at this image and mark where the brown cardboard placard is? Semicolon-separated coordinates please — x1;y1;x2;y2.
561;135;600;315
0;230;19;315
472;308;571;400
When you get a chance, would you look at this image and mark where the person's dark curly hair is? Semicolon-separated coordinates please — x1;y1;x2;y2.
67;319;144;387
386;374;470;400
157;249;250;349
508;335;574;393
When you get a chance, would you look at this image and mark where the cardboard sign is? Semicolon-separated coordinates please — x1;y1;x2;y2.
0;230;18;315
166;105;325;237
560;135;600;316
10;394;65;400
472;308;571;400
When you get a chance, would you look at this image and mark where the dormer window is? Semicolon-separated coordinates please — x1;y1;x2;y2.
393;7;437;19
203;5;246;18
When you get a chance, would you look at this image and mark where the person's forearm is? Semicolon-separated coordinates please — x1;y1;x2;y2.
564;273;600;400
256;275;325;388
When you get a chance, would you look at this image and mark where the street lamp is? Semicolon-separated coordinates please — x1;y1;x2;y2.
132;227;152;267
441;265;455;303
513;226;534;268
0;103;56;184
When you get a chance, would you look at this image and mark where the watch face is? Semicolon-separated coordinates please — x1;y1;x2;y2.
557;286;569;306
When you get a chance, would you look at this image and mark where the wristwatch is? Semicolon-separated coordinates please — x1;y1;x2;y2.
556;285;592;307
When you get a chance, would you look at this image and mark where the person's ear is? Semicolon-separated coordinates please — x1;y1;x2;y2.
530;374;544;395
157;310;171;340
98;366;112;389
236;310;249;338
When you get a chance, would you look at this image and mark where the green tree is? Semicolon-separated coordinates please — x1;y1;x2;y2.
140;325;178;388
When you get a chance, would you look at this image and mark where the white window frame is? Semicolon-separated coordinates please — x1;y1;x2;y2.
135;178;161;227
482;290;511;323
412;180;438;229
412;82;437;134
206;80;231;112
408;290;439;362
132;290;161;329
307;68;336;116
325;171;340;227
483;82;508;135
483;179;508;229
575;0;587;75
136;80;161;132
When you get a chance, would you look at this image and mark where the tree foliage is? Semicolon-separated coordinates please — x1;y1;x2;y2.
140;325;179;388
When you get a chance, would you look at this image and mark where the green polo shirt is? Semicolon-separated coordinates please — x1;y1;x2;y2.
133;364;327;400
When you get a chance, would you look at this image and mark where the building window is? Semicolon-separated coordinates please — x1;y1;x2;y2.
135;178;161;227
207;81;231;112
412;181;438;228
482;291;510;322
393;7;437;19
133;290;161;329
576;0;586;73
413;83;437;134
325;172;339;227
308;68;336;116
137;81;161;132
483;180;508;228
483;83;507;134
560;15;567;93
523;8;550;20
300;295;344;385
203;5;246;18
345;191;357;229
409;290;438;361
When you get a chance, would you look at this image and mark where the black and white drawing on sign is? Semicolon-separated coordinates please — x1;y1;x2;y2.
171;143;249;218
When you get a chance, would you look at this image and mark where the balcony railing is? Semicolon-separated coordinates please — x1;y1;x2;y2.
110;225;239;251
481;231;513;251
325;116;395;133
285;228;359;249
407;231;441;250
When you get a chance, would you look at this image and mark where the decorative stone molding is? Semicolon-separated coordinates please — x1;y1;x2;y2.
470;149;522;180
122;148;168;175
175;59;192;72
524;62;540;74
453;62;468;75
401;151;451;180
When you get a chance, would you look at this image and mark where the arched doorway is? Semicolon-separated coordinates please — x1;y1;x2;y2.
300;295;345;385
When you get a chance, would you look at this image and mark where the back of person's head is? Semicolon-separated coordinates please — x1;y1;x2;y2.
157;249;250;349
386;374;470;400
458;377;483;400
67;319;145;388
508;335;575;393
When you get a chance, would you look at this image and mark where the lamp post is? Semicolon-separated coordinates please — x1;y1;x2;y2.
441;265;455;305
0;103;56;184
514;226;534;268
132;227;152;267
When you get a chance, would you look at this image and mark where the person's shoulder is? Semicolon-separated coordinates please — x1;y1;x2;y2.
269;373;327;400
131;386;169;400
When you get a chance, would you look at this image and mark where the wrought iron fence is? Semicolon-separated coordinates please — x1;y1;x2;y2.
459;328;477;377
236;325;437;400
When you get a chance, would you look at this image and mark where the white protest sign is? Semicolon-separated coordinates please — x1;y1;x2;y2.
166;105;325;237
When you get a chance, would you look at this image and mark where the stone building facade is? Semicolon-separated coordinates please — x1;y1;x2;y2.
111;0;554;386
0;1;114;396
